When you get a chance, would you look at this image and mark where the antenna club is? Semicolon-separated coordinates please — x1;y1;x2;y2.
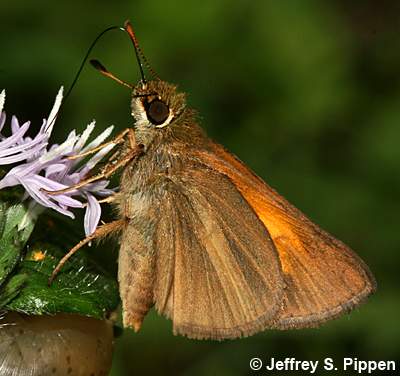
122;21;160;81
124;20;140;48
90;59;106;72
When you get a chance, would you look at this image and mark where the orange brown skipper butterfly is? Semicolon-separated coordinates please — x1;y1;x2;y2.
48;21;376;340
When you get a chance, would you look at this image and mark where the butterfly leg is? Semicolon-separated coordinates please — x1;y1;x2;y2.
80;194;117;209
43;138;143;196
92;195;117;205
67;128;131;161
48;219;126;285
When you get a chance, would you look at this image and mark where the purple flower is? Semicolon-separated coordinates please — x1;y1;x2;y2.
0;87;116;236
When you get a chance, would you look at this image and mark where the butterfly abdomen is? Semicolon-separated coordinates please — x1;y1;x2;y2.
118;220;156;332
117;147;180;332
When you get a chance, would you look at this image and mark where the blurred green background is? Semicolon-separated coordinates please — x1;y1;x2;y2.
1;0;399;374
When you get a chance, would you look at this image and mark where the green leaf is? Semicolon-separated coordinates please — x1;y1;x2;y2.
0;274;28;308
0;202;6;235
2;203;36;243
5;243;119;319
0;197;119;320
0;203;35;288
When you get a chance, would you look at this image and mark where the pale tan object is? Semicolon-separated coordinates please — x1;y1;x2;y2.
0;312;114;376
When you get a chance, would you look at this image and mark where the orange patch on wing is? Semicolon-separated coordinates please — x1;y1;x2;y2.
236;188;306;274
202;146;307;275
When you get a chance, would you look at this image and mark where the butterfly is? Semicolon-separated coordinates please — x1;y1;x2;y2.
48;21;376;340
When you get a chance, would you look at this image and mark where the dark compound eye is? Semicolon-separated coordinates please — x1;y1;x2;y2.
146;99;170;125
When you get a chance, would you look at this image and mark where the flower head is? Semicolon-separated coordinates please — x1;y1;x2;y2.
0;88;116;236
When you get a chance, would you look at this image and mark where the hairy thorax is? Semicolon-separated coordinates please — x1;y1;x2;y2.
118;142;185;223
117;118;210;222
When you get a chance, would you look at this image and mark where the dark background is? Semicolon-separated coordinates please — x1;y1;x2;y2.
1;1;399;375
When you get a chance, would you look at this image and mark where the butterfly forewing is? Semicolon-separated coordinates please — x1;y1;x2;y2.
152;163;285;340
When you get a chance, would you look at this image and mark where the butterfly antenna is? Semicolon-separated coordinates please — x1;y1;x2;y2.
90;59;133;89
64;25;125;103
45;25;124;132
123;20;161;84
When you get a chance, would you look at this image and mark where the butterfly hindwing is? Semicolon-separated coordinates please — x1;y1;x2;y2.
153;163;285;339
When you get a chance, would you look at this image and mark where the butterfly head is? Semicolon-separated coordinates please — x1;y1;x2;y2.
88;21;199;145
131;80;187;130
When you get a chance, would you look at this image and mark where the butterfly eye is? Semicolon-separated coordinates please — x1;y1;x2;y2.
146;99;170;125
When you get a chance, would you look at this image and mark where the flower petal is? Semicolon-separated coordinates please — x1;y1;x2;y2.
0;171;19;188
0;160;43;188
39;131;77;163
74;121;96;153
0;121;30;149
84;193;101;236
0;132;47;158
11;115;21;134
78;143;116;177
0;90;5;118
45;163;68;177
45;86;63;136
81;125;114;152
19;176;77;218
0;112;6;135
0;142;47;164
31;175;82;201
